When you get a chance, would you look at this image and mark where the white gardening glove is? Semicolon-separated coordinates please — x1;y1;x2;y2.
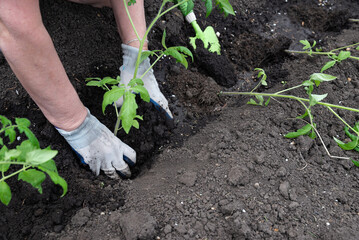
56;108;136;179
117;44;173;119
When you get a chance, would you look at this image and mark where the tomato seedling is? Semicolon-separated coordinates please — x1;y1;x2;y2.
221;40;359;162
87;0;235;135
0;116;67;206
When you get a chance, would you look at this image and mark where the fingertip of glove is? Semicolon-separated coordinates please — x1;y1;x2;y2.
117;167;131;179
103;170;120;179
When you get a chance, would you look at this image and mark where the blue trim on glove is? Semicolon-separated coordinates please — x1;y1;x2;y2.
150;98;172;119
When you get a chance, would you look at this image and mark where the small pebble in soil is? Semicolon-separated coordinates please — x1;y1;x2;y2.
279;181;290;199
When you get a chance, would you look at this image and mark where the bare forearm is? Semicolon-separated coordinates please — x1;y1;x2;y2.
0;24;86;131
111;0;148;49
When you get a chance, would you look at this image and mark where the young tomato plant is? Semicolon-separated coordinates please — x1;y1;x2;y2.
221;40;359;162
0;116;67;206
86;0;235;135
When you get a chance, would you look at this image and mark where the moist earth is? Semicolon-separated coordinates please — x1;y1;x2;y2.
1;0;359;239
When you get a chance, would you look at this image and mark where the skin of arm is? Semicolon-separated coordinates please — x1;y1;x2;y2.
0;0;87;131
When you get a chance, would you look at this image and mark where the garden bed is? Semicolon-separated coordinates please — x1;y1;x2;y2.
1;0;359;239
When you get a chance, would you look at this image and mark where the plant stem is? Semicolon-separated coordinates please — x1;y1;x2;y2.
296;99;314;128
140;53;165;79
285;50;335;56
327;107;359;135
275;84;303;95
0;125;19;135
285;50;359;60
114;113;121;136
0;162;26;165
349;19;359;22
0;165;31;183
220;91;359;113
330;42;359;52
122;0;140;41
132;0;189;78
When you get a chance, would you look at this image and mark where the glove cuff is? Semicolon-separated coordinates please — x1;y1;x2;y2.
56;108;99;149
121;44;151;75
185;12;196;24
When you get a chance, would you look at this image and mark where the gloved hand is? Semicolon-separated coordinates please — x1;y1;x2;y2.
117;44;173;119
56;108;136;179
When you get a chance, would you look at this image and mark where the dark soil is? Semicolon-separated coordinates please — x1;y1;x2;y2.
1;0;359;239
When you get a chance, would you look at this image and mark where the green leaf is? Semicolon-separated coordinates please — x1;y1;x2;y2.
100;77;118;86
4;149;21;162
334;137;358;150
302;80;314;86
296;110;309;119
344;126;359;142
131;85;150;102
132;119;139;129
0;181;12;206
139;51;153;64
300;40;311;50
102;86;126;114
164;48;188;68
4;128;16;144
0;115;11;128
26;149;58;166
18;169;46;194
23;128;40;148
255;95;264;105
128;78;144;87
162;29;167;49
0;146;10;173
337;51;351;61
356;46;359;50
320;60;336;73
16;140;37;162
38;164;67;197
215;0;235;17
202;0;213;17
86;81;102;87
312;40;317;48
310;73;337;86
247;98;259;105
120;91;138;134
15;118;31;130
85;77;101;82
352;159;359;167
175;46;194;62
39;159;58;173
308;128;317;139
265;97;271;106
127;0;136;6
309;93;327;106
285;124;312;138
0;137;3;146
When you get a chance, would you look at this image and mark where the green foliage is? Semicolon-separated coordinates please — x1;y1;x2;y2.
86;0;234;135
0;116;67;206
285;123;316;139
300;40;316;55
86;76;150;134
215;0;235;17
334;122;359;153
237;40;359;159
162;30;193;69
127;0;136;6
247;68;270;106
